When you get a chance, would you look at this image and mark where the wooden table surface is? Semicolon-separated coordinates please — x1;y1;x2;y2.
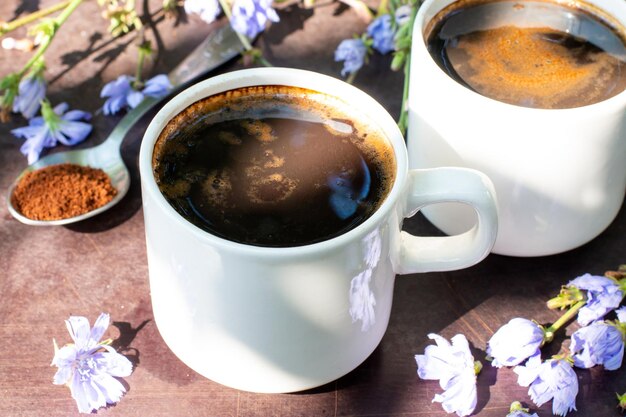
1;1;625;416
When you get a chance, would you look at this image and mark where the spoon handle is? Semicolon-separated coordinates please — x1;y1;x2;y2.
104;23;244;148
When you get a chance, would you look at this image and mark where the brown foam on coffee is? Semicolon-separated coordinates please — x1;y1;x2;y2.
154;85;395;202
152;85;396;247
426;0;626;109
448;26;625;108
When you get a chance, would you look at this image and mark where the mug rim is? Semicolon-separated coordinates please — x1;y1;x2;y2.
413;0;626;114
139;67;408;257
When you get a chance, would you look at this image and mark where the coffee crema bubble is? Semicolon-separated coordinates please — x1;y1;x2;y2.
152;85;396;247
426;0;626;109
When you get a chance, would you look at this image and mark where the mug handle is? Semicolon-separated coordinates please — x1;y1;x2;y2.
396;167;498;274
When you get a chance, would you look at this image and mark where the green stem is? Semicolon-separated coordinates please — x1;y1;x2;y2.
396;4;418;135
217;0;253;51
18;0;85;78
135;52;145;85
0;0;72;37
377;0;389;16
544;300;585;342
134;42;148;87
397;53;410;134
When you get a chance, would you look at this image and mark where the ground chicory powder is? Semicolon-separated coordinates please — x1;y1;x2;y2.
10;163;117;221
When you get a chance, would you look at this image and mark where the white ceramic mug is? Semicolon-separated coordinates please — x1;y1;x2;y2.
407;0;626;257
139;67;498;393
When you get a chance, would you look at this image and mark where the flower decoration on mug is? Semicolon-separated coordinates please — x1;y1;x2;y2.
349;230;382;332
51;313;133;414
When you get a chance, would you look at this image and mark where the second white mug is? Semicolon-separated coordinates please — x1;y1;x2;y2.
407;0;626;257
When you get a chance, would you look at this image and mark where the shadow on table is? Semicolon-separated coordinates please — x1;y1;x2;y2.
332;203;626;414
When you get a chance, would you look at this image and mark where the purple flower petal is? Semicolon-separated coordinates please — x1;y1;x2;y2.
395;5;412;26
53;102;70;116
65;316;92;349
185;0;221;24
127;90;145;109
52;345;78;385
90;313;110;344
20;129;50;163
101;346;133;377
11;101;92;163
57;120;93;146
487;318;545;367
571;321;624;370
101;75;134;115
513;352;542;387
367;14;395;54
103;94;128;116
515;356;578;416
13;75;46;119
569;273;623;326
101;75;133;98
141;74;171;98
415;333;478;417
62;109;92;122
52;313;133;414
334;38;367;77
230;0;279;39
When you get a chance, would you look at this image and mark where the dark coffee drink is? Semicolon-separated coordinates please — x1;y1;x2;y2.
152;86;396;247
426;0;626;108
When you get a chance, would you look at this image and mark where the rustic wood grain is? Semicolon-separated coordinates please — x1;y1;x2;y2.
1;1;624;416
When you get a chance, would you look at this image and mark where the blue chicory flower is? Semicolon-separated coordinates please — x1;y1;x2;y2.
51;313;133;414
366;14;395;54
184;0;221;24
101;75;133;115
136;74;172;103
334;38;367;77
395;4;412;26
13;74;46;119
415;333;478;417
487;318;545;367
101;73;172;116
568;273;624;326
11;101;92;163
230;0;279;39
570;307;626;370
514;354;578;416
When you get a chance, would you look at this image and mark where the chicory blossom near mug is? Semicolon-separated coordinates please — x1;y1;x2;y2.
407;0;626;256
139;67;498;393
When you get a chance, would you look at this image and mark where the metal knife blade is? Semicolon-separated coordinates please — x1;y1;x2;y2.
168;22;245;87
